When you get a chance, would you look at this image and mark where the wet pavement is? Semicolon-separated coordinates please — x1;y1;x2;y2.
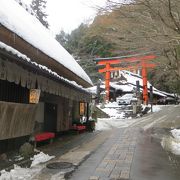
131;130;180;180
69;128;136;180
1;105;180;180
68;105;180;180
68;127;180;180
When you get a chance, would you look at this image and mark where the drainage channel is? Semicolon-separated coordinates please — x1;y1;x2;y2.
46;162;74;170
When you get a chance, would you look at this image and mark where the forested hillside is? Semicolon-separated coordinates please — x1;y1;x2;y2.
56;0;180;94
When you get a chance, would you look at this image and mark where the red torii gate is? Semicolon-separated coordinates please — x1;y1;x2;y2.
95;54;156;105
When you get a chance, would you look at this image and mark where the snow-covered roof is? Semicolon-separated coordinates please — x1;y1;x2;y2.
0;0;92;86
110;82;133;92
88;70;173;98
0;41;89;93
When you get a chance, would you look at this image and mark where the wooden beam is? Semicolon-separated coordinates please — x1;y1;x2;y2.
98;63;156;73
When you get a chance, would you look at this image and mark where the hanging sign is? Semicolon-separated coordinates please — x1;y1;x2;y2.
79;102;85;115
29;89;41;104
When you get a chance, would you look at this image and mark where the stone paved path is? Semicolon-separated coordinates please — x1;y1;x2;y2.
69;128;139;180
69;126;180;180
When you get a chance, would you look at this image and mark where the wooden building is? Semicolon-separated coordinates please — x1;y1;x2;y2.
0;1;92;153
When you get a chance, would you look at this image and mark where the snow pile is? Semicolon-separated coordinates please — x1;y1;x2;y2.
96;118;137;131
0;165;40;180
0;152;55;180
96;102;137;131
141;105;162;114
152;105;162;112
171;129;180;141
161;129;180;155
98;102;126;119
0;0;92;85
105;101;119;108
30;151;55;167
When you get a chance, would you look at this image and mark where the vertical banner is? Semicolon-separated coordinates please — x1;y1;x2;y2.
29;89;41;104
79;102;85;115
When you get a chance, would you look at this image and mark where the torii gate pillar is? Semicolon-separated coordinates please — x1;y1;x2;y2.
105;63;111;101
142;61;148;105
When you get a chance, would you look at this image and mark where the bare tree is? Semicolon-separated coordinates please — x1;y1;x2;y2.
93;0;180;79
80;0;179;93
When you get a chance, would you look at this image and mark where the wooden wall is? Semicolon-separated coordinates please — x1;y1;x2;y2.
0;101;37;140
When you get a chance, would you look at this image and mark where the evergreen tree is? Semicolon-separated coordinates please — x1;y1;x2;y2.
31;0;49;28
55;30;70;52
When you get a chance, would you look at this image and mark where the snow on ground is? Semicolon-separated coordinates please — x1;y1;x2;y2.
152;105;162;112
98;102;125;119
96;102;164;131
0;165;42;180
0;152;55;180
30;151;55;167
161;129;180;155
96;102;137;131
96;118;136;131
141;104;163;114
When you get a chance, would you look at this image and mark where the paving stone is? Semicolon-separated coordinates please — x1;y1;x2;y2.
96;167;111;173
89;176;100;180
109;174;120;179
115;164;131;171
120;170;130;179
98;161;108;168
119;153;127;160
110;169;121;179
125;155;133;161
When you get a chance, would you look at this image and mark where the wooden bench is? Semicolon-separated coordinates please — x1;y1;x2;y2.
34;132;55;147
71;125;86;134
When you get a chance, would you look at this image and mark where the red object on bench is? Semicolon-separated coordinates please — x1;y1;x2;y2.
71;125;86;133
72;125;86;130
35;132;55;142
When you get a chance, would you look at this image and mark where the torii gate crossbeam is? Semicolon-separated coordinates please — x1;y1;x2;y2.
95;55;156;105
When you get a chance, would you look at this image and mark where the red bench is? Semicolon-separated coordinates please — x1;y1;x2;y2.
71;125;86;134
34;132;55;147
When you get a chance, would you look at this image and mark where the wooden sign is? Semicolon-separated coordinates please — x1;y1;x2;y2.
79;102;85;115
29;89;41;104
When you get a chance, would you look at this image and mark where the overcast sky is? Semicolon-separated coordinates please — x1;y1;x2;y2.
48;0;107;34
25;0;107;34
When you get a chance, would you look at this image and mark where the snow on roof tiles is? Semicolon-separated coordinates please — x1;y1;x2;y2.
0;0;92;86
0;41;90;92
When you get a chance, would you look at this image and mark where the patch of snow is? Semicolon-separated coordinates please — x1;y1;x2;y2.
0;152;55;179
152;105;162;112
0;0;92;85
110;82;133;92
86;86;97;94
0;165;42;180
170;141;180;155
141;105;162;113
161;129;180;155
171;129;180;141
30;151;55;167
96;118;137;131
105;101;119;108
95;101;140;130
97;102;125;119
